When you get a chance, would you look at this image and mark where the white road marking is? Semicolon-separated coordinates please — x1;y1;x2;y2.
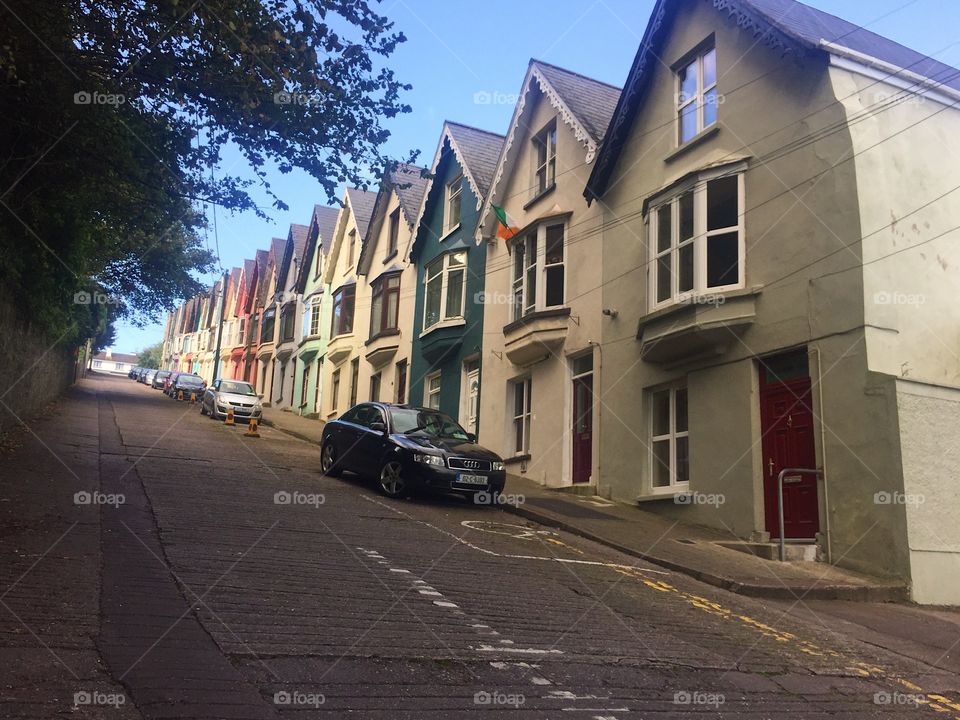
475;644;564;655
532;677;552;685
434;600;458;608
548;691;611;700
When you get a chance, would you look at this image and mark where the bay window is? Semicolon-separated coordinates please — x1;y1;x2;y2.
423;250;466;330
649;170;743;307
512;222;566;322
331;284;355;337
369;273;400;338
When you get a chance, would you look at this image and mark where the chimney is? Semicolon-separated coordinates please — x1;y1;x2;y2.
105;348;112;359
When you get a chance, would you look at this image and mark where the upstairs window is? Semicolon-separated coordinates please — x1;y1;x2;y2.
369;273;400;338
423;251;466;330
445;172;463;234
346;228;356;268
649;171;742;307
512;222;566;322
677;46;717;144
532;122;557;196
331;285;355;337
387;207;401;256
314;241;323;277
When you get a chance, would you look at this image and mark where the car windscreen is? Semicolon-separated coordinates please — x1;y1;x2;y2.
388;408;469;441
177;376;204;387
219;381;255;395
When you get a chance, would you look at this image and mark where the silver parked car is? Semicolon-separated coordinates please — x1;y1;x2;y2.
201;379;263;421
142;369;157;386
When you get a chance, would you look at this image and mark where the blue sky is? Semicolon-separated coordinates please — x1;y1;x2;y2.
111;0;960;353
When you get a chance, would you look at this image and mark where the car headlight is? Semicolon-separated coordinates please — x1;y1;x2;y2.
414;453;445;467
491;461;505;472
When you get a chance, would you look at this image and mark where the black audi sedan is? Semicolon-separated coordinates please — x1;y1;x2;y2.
320;403;506;500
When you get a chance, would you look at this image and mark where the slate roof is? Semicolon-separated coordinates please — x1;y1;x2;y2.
344;187;377;238
389;163;431;226
532;60;623;143
586;0;960;201
446;122;505;199
312;205;340;257
744;0;960;91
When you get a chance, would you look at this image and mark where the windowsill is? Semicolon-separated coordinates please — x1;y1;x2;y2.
366;328;401;346
636;484;690;503
439;224;461;242
523;183;556;211
664;124;720;164
420;317;467;338
329;332;354;342
642;285;762;325
382;249;398;265
504;453;531;466
503;306;571;335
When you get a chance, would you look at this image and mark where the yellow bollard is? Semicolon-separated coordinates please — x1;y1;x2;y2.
189;392;197;403
244;418;260;438
177;389;184;401
224;407;235;426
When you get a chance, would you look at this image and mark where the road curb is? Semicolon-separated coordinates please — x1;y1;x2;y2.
260;417;319;445
501;502;908;603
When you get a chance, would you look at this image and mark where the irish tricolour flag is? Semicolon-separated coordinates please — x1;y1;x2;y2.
493;204;520;240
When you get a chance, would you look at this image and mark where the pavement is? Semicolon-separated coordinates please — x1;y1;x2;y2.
262;408;905;603
3;372;960;718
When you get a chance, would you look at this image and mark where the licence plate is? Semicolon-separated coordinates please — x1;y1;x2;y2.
456;473;488;486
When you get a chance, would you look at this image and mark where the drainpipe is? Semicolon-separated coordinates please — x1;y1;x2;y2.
211;270;228;382
811;346;832;564
589;340;602;494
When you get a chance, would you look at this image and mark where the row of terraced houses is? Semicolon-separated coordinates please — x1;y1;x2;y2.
161;0;960;604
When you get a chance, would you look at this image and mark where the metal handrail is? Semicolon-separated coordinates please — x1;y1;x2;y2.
777;467;823;561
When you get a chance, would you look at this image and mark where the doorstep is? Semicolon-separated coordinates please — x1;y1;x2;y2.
501;474;907;602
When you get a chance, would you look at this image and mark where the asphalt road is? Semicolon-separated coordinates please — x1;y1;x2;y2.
6;372;960;718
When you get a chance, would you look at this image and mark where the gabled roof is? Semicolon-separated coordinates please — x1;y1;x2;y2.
296;204;341;293
344;187;377;239
278;223;309;293
358;163;430;275
474;59;621;241
585;0;960;201
410;121;505;256
257;239;284;306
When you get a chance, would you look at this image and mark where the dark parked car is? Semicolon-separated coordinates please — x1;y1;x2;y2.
171;373;206;400
152;369;171;389
128;366;140;379
320;403;506;500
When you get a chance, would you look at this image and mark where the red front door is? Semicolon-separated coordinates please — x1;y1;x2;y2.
572;375;593;484
760;364;819;539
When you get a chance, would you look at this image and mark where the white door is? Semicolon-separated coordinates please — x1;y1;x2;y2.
462;367;480;435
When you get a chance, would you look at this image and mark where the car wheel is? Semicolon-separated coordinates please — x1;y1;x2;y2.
378;460;407;499
320;441;342;478
200;401;207;416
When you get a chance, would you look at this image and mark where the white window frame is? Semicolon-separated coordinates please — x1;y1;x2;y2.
422;250;467;331
649;385;689;492
511;377;532;456
532;122;557;196
444;172;463;235
648;168;744;310
424;371;442;410
308;297;321;337
676;45;717;145
511;221;567;322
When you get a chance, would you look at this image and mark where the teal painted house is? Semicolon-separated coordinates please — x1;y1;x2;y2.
292;204;341;417
409;122;504;436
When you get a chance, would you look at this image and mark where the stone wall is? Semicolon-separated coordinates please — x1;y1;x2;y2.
0;300;82;437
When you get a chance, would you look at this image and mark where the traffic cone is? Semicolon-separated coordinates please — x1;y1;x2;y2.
177;390;184;401
244;418;260;438
224;407;235;426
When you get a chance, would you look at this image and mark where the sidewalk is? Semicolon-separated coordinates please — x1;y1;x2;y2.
260;408;325;444
500;475;908;602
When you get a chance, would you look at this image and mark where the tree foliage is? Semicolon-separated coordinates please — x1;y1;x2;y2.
137;341;163;369
0;0;410;346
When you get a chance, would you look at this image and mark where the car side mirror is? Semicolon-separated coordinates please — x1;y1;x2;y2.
466;432;477;443
370;421;386;433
